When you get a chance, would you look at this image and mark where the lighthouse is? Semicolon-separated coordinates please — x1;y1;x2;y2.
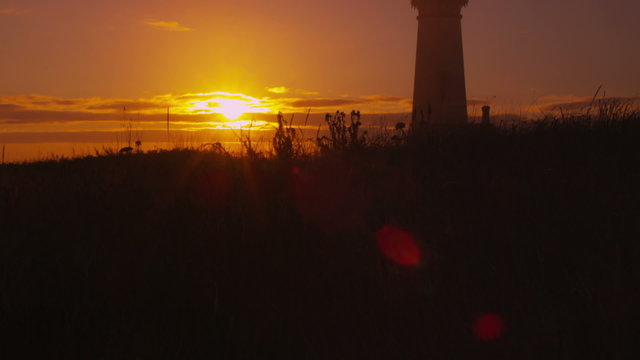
411;0;469;126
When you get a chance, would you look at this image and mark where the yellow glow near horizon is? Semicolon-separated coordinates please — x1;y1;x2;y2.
217;120;270;129
188;91;273;120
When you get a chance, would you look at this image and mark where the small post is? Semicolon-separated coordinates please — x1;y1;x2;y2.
482;106;491;125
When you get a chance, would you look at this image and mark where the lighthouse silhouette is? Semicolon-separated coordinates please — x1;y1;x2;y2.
411;0;469;126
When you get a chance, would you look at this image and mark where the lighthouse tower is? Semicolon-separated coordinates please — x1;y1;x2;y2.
411;0;469;126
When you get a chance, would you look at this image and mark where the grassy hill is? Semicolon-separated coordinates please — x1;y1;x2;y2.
1;116;639;359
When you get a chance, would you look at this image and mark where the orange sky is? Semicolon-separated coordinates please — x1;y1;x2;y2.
1;0;639;157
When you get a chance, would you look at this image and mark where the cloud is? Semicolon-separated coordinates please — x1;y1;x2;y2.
537;96;640;112
0;95;148;113
174;92;255;102
0;8;29;15
144;19;193;32
0;110;116;123
0;109;221;125
296;89;320;96
266;87;323;96
29;99;82;107
276;94;412;113
87;101;161;112
267;86;290;94
289;98;365;108
0;92;275;126
0;95;164;124
0;92;415;127
361;95;409;103
0;95;86;112
0;104;24;111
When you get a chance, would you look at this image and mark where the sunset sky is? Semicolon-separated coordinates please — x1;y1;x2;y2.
1;0;639;159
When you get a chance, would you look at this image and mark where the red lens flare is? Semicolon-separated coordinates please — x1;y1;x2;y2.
473;313;505;341
375;225;421;266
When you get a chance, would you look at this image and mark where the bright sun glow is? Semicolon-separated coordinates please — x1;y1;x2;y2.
215;99;252;120
188;91;273;121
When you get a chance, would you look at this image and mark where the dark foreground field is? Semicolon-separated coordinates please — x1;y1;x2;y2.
1;119;639;359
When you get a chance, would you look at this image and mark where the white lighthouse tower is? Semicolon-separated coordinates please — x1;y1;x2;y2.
411;0;469;126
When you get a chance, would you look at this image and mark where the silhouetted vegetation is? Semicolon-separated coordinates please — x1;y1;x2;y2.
316;110;366;152
1;111;639;359
273;112;303;160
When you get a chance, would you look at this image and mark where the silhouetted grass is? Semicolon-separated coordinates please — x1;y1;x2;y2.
1;113;639;359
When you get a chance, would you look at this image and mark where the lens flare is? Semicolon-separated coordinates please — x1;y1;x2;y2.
473;313;505;341
375;225;421;266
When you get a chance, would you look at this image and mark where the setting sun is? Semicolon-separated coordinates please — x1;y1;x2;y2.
215;99;252;120
188;92;274;121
